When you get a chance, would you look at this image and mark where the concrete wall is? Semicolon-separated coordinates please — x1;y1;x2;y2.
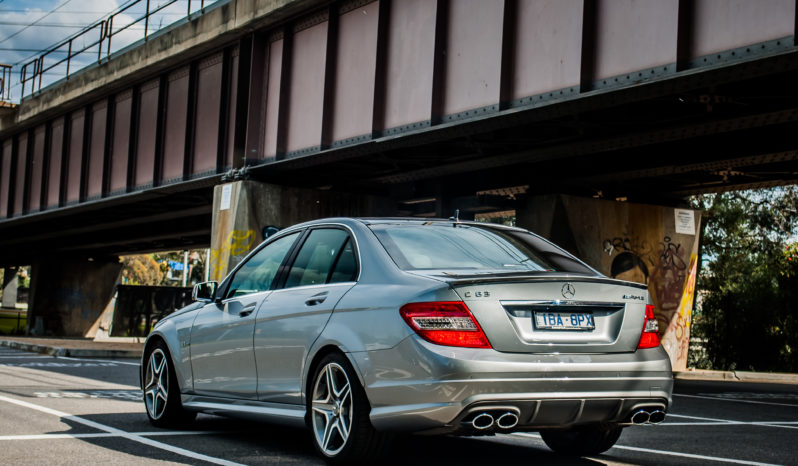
209;180;391;281
518;194;702;371
27;256;122;337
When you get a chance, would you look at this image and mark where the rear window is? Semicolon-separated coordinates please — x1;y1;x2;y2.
370;223;594;274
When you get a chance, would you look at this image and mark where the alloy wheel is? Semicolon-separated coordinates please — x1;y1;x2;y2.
311;362;353;456
144;348;169;420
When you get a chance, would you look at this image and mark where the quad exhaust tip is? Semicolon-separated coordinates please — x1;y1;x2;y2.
631;408;666;425
471;413;495;430
496;412;519;429
648;410;666;424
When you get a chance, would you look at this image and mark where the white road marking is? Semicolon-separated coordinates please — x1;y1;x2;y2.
0;431;228;441
511;432;780;466
2;362;121;367
663;422;798;426
675;393;798;408
0;356;51;359
59;356;140;367
668;413;798;430
0;394;244;466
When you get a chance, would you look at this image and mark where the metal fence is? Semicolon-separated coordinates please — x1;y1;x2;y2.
111;285;192;337
18;0;214;100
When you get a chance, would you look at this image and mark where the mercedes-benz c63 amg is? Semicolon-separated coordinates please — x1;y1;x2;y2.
141;218;672;463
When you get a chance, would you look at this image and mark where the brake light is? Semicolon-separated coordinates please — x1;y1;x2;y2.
638;304;660;349
400;301;491;348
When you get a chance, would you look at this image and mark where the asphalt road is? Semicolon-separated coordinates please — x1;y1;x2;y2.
0;346;796;466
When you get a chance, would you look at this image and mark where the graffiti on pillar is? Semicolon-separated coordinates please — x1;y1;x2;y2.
602;236;655;284
654;236;688;311
602;234;690;334
210;229;257;281
661;254;698;371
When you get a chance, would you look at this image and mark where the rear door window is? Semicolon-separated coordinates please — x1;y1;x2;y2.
284;228;356;288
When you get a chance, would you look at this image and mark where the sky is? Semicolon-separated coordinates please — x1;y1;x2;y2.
0;0;218;102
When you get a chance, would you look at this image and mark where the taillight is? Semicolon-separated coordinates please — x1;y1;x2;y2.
638;304;660;349
400;301;491;348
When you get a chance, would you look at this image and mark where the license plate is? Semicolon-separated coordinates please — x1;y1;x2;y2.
534;311;595;330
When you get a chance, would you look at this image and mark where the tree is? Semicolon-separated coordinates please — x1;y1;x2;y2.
121;255;163;285
690;187;798;372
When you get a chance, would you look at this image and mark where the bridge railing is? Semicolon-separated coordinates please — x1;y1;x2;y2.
18;0;213;100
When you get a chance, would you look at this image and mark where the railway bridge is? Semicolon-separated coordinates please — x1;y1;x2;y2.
1;0;797;368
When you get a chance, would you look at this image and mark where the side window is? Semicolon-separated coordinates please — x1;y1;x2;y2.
225;232;300;299
284;228;356;288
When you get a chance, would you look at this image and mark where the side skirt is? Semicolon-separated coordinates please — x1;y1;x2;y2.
181;394;307;428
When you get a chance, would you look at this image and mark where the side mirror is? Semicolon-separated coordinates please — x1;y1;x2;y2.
192;281;218;303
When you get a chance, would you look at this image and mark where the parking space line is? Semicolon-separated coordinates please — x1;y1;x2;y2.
0;430;229;441
511;433;779;466
675;393;798;408
0;394;244;466
668;413;798;430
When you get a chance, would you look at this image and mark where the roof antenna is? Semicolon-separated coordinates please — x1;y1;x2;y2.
448;209;460;224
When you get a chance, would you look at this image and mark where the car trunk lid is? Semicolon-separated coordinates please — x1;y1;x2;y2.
432;273;648;354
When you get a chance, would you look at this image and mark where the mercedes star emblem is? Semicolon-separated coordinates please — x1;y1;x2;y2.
561;283;576;299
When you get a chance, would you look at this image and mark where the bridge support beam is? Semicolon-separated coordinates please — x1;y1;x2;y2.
1;267;18;308
209;180;391;282
517;194;702;371
27;255;121;337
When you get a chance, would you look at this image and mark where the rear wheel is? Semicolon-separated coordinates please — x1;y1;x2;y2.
143;340;196;427
308;353;386;464
540;425;623;456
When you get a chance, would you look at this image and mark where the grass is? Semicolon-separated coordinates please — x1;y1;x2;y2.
0;310;26;335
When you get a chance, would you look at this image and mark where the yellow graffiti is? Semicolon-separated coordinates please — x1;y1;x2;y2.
661;253;698;371
209;229;256;281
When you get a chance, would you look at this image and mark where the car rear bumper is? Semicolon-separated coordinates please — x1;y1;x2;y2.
350;336;673;433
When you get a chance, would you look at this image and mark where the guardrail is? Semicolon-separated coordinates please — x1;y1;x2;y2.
18;0;212;100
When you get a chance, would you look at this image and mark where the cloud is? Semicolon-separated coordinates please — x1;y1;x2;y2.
0;0;211;100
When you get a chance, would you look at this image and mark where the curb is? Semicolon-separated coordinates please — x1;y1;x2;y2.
0;339;142;359
674;369;798;385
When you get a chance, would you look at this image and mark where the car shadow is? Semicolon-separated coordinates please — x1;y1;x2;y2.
48;412;610;465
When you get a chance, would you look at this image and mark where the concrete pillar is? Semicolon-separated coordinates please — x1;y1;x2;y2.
1;267;18;308
209;180;392;282
27;255;122;337
517;194;702;371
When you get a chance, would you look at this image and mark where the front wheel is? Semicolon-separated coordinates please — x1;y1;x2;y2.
540;425;623;456
143;340;196;427
308;353;387;464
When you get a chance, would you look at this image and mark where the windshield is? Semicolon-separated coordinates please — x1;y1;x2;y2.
370;223;595;274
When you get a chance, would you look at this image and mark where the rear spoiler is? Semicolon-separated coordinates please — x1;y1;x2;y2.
413;272;649;290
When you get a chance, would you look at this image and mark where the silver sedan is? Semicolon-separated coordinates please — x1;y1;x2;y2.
141;217;672;464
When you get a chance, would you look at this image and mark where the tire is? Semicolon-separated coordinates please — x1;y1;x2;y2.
142;340;196;427
308;353;387;464
540;425;623;456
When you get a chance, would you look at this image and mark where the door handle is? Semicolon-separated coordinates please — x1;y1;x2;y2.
305;297;327;306
305;292;329;306
239;304;256;317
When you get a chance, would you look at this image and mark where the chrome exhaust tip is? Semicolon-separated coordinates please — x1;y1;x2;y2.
496;412;519;429
648;410;666;424
631;409;650;425
471;412;495;430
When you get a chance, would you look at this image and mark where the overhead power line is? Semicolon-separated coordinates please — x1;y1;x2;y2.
0;0;75;46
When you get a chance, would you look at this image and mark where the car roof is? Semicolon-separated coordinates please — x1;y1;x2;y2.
287;217;529;234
